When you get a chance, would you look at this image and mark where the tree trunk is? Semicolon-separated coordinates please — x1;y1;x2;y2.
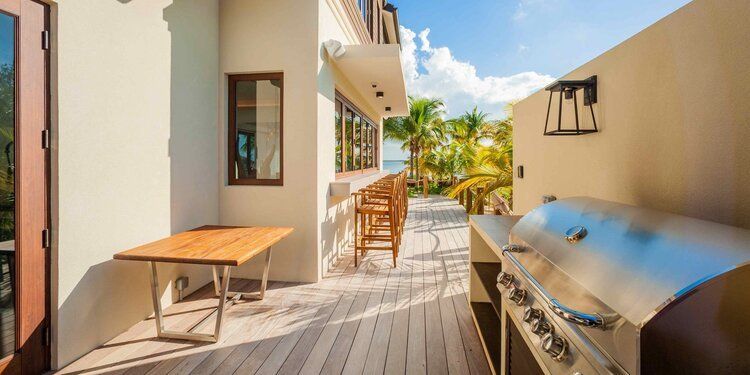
409;147;414;178
415;150;420;183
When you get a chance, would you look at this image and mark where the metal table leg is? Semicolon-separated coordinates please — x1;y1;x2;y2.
211;247;272;300
149;261;231;342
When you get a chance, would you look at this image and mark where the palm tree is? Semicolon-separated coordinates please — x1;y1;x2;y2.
446;144;513;213
383;96;446;180
448;106;493;146
445;103;515;213
422;141;475;185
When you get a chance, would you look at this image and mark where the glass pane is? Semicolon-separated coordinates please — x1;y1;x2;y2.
364;124;370;168
354;115;361;170
335;100;342;173
345;108;353;171
0;12;15;358
367;125;373;168
361;123;367;169
233;78;282;181
374;128;378;167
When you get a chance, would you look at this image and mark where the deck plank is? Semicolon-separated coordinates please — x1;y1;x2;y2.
406;200;428;374
56;197;492;375
424;199;450;375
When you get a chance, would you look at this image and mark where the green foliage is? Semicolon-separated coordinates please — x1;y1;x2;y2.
407;181;445;198
0;63;13;240
383;96;446;180
386;98;515;214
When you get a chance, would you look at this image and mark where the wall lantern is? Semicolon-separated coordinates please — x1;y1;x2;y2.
376;91;384;99
543;75;598;136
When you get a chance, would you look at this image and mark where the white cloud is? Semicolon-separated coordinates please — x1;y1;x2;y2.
513;3;528;21
399;25;554;118
518;44;529;53
418;28;431;52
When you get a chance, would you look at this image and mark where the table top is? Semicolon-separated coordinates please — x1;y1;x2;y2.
113;225;294;266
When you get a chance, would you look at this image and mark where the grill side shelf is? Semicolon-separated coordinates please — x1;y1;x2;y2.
472;262;503;318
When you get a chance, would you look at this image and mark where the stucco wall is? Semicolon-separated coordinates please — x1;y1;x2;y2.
51;0;219;368
219;0;321;282
513;0;750;229
318;0;384;275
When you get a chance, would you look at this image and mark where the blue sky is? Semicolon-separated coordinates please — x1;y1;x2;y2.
383;0;691;160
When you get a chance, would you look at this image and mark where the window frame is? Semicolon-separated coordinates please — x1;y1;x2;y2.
228;72;284;186
335;90;379;179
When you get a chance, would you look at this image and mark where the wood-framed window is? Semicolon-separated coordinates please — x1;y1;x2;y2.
335;91;379;178
228;73;283;186
356;0;385;44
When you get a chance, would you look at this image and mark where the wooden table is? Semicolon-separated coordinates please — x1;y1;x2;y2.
114;225;294;342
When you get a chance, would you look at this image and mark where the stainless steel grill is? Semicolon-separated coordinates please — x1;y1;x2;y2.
498;197;750;374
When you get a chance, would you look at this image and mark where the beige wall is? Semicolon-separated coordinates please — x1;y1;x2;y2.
50;0;391;367
318;0;384;275
219;0;321;282
219;0;384;281
51;0;219;368
513;0;750;229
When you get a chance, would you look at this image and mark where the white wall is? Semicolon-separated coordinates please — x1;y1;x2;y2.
51;0;219;368
219;0;321;282
513;0;750;229
317;0;384;275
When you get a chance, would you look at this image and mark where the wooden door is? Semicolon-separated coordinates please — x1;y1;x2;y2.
0;0;49;373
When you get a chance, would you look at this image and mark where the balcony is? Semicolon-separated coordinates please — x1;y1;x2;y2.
57;197;492;374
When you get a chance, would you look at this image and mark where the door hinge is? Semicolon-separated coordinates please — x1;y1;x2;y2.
42;129;50;149
43;325;50;346
41;30;49;50
42;228;50;249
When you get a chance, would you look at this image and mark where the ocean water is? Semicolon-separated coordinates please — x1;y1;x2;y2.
383;160;407;173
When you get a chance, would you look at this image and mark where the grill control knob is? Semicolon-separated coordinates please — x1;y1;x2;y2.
531;318;554;336
523;307;544;323
507;287;527;306
496;272;514;288
541;334;568;362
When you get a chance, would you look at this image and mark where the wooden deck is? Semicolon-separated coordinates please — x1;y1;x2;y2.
58;197;491;375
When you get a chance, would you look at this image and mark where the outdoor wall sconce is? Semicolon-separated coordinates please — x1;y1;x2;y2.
543;75;598;136
376;91;384;99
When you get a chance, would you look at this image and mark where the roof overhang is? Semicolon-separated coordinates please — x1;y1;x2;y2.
326;42;408;118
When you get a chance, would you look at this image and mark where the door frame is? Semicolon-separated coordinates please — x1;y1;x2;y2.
0;0;50;373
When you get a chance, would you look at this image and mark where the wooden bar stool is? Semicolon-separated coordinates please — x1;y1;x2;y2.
352;171;407;267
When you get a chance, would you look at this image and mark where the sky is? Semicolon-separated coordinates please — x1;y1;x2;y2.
383;0;691;160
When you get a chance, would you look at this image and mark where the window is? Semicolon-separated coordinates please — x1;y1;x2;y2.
335;100;342;173
228;73;283;185
358;0;383;43
359;0;368;24
335;91;378;178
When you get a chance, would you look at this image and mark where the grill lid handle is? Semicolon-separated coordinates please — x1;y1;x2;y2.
502;245;618;329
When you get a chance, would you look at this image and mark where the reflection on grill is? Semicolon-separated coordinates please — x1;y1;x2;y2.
500;197;750;374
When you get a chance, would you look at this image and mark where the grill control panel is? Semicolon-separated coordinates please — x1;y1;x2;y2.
498;268;598;375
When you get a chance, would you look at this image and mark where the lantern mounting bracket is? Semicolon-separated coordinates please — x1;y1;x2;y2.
543;75;598;136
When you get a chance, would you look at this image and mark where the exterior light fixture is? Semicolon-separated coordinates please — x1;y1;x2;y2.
376;91;384;99
543;75;598;136
323;39;346;59
385;106;391;112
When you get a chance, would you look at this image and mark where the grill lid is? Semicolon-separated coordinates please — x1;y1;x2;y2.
510;197;750;327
